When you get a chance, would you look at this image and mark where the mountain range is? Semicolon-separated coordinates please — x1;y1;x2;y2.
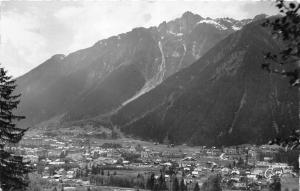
15;12;299;146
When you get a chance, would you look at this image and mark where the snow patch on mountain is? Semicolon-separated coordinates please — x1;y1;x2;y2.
197;19;227;30
168;30;184;37
157;41;166;83
232;25;241;31
179;44;186;69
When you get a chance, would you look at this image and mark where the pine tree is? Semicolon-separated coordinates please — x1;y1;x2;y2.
269;175;281;191
237;157;244;167
172;177;179;191
180;178;187;191
193;183;200;191
91;165;98;175
0;67;31;190
146;173;155;190
158;172;167;190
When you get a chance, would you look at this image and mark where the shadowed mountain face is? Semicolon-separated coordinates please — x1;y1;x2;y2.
112;20;299;146
16;12;248;127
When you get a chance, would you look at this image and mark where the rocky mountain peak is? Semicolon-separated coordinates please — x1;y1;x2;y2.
51;54;65;61
253;14;268;21
181;11;203;23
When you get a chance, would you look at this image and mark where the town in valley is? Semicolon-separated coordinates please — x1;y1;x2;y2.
6;127;298;191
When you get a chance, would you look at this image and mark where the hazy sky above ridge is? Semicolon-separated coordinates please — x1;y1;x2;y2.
0;0;278;77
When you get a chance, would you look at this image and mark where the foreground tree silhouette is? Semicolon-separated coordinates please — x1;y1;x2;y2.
0;66;31;190
262;0;300;150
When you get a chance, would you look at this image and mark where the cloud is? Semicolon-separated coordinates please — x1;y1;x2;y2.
143;13;152;23
53;1;156;53
0;9;48;77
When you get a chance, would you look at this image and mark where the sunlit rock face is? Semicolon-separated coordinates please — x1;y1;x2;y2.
16;12;250;127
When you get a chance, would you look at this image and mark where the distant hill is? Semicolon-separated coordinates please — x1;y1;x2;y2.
16;12;248;127
111;19;299;146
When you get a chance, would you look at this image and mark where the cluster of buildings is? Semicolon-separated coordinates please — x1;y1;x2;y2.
5;133;298;190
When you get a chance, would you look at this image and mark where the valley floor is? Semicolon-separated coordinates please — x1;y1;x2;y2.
17;127;299;191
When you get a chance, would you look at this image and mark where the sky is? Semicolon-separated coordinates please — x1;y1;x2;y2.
0;0;278;77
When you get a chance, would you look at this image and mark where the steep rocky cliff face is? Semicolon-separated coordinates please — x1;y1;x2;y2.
16;12;248;126
112;20;299;146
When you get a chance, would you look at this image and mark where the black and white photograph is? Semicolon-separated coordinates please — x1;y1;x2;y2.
0;0;299;190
